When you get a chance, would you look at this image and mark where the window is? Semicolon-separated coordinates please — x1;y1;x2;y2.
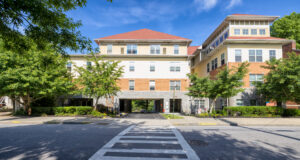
269;50;276;60
150;45;160;54
251;29;257;35
243;29;248;35
250;99;257;106
170;80;181;91
174;45;179;54
249;50;263;62
235;49;242;62
211;60;215;70
249;74;264;86
216;40;219;47
149;80;155;91
127;44;137;54
199;100;205;109
214;58;218;69
129;62;135;72
236;99;243;106
67;62;72;72
86;61;92;70
170;62;180;72
259;29;266;35
234;29;240;35
107;44;112;54
221;53;225;65
150;64;155;72
224;32;229;39
129;80;135;90
219;36;223;43
207;63;210;73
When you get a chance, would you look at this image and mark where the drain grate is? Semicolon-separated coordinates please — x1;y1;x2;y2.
187;140;208;146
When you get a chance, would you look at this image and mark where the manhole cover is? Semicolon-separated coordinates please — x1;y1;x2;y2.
188;140;208;146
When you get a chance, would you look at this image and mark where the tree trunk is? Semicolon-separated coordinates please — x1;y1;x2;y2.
94;97;100;111
209;99;216;114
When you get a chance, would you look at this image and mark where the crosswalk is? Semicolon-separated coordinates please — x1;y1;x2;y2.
89;125;200;160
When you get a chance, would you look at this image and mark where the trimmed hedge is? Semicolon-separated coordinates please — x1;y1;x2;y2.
224;106;300;117
32;106;93;115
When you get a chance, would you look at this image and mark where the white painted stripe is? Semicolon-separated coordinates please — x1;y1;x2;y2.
128;131;174;134
171;127;200;160
121;136;177;139
102;149;186;154
117;140;179;144
98;157;188;160
89;125;135;160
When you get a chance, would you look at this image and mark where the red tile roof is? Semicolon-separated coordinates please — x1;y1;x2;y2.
95;29;191;40
188;46;200;55
231;14;266;16
227;36;286;40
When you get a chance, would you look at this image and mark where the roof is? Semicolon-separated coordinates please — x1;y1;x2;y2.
231;14;266;16
188;46;200;55
227;36;286;40
95;29;191;41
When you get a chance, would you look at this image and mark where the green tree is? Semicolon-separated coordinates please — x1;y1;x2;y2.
188;62;249;113
0;42;74;114
271;12;300;49
255;52;300;105
75;53;123;110
0;0;112;54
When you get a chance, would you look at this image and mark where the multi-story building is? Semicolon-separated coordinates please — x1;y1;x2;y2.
68;29;207;113
190;14;295;109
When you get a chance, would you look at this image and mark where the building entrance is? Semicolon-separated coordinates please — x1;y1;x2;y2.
119;99;163;113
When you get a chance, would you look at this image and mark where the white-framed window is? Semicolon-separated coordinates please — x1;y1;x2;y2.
243;29;248;35
86;61;92;70
129;62;135;72
269;50;276;60
249;50;263;62
249;74;264;86
150;45;160;54
221;53;225;65
67;62;72;72
214;58;218;69
129;80;135;90
235;49;242;62
259;29;266;35
170;80;181;91
150;64;155;72
234;29;240;35
207;63;210;73
251;29;257;35
236;99;244;106
174;45;179;54
149;80;155;91
211;60;215;70
127;44;137;54
170;62;180;72
107;44;112;54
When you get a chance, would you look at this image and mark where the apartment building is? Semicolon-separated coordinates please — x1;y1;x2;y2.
190;14;294;109
68;29;206;113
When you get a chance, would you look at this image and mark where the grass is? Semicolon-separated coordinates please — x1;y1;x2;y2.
161;113;184;119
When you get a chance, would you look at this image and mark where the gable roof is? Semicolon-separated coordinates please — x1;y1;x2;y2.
95;29;191;41
188;46;200;55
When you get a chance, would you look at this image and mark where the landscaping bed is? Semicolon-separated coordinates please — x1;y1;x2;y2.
196;106;300;118
161;113;184;119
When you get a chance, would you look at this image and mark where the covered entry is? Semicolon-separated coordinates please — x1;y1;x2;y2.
169;99;182;113
119;99;163;113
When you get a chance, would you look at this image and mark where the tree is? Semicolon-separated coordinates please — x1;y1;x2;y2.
187;62;249;113
0;0;112;54
271;12;300;49
75;53;123;110
255;52;300;105
0;42;74;114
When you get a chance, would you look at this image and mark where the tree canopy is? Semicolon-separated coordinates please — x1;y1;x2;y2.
0;41;74;113
255;52;300;105
271;12;300;49
0;0;111;54
75;53;123;110
188;62;249;113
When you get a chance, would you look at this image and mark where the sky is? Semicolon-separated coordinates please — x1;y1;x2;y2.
67;0;300;54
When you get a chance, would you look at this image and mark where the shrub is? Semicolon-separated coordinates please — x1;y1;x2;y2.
32;106;93;116
282;109;300;117
31;107;53;115
13;108;26;116
90;110;107;117
76;107;93;115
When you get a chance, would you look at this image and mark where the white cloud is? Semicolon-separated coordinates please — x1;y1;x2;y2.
194;0;218;12
226;0;242;9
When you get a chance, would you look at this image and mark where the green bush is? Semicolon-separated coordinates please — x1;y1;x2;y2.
31;107;53;115
282;109;300;117
13;108;27;116
76;107;93;115
32;106;93;116
90;110;107;117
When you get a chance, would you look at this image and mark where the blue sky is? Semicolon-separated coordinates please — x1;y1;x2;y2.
67;0;300;53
